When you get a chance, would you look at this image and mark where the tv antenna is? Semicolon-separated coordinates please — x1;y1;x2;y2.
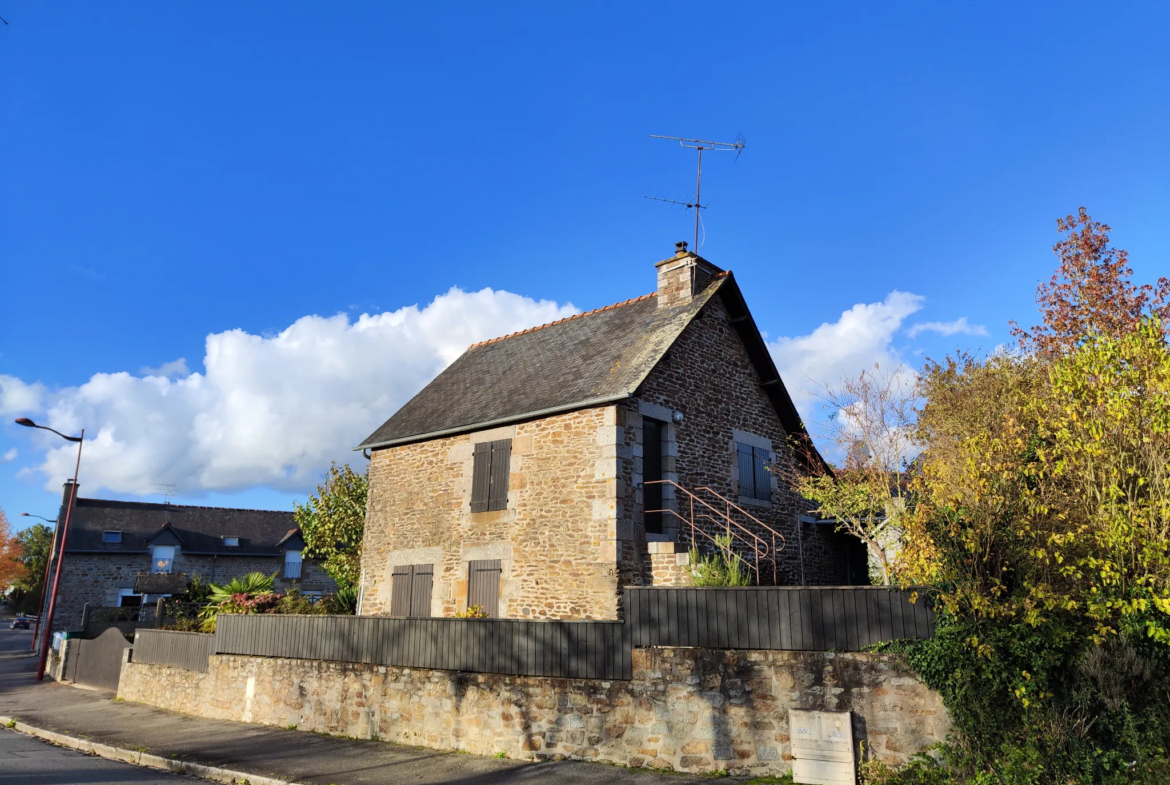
646;134;745;252
152;483;177;504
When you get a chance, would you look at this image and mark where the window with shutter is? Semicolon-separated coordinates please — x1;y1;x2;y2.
736;441;773;502
471;438;511;513
467;559;501;617
390;564;434;618
737;442;756;498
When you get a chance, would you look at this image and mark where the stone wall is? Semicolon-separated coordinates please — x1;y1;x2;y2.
362;407;623;620
119;647;948;776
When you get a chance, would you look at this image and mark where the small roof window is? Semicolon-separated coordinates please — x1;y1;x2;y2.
222;536;239;547
102;530;123;544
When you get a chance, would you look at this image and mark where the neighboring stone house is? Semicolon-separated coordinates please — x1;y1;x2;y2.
50;482;335;630
357;243;867;621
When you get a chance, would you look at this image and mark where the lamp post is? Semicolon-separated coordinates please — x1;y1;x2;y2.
19;513;58;651
15;418;83;681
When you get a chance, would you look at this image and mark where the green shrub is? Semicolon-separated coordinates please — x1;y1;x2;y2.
689;534;752;587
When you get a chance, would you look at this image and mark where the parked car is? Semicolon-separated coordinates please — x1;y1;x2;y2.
11;617;31;630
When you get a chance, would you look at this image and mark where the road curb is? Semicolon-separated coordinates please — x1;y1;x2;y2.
0;714;306;785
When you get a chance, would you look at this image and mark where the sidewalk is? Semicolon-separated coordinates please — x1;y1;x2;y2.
0;652;758;785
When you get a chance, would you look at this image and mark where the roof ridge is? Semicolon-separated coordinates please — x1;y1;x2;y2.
77;497;293;514
468;292;657;349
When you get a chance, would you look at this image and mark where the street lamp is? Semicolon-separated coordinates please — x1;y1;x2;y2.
15;418;84;681
20;513;59;651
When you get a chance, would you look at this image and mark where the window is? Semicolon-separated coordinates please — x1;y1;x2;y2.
102;530;123;544
466;559;501;618
284;550;303;579
737;442;773;502
471;439;512;513
222;536;239;547
118;588;142;608
151;545;175;574
390;564;433;618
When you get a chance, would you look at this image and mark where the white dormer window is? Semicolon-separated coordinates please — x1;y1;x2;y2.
284;550;302;579
151;545;175;574
102;530;123;544
223;536;239;547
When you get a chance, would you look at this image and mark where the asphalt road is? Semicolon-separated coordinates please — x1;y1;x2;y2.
0;727;196;785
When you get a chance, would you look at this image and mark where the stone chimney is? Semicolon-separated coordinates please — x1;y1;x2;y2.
58;479;77;530
655;240;724;309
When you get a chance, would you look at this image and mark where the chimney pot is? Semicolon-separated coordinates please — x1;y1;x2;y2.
674;240;688;256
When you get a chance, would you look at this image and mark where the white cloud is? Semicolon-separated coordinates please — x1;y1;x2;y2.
1;448;16;462
15;287;576;497
768;290;924;417
0;375;46;416
906;316;988;339
139;358;190;378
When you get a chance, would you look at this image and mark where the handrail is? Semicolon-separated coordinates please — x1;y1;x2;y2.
645;480;788;584
695;486;787;554
650;509;767;583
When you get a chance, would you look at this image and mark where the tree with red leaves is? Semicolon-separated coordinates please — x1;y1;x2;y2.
1012;207;1170;357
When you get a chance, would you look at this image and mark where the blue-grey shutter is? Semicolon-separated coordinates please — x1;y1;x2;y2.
487;439;511;512
754;448;772;502
467;559;502;617
390;565;413;617
471;442;492;513
737;443;755;498
409;564;433;618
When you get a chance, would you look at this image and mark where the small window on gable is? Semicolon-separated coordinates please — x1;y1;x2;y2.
222;536;239;547
737;442;773;502
151;545;175;574
102;530;123;544
284;550;302;579
470;439;512;513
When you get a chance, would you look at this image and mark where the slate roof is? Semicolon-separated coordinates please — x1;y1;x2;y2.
357;272;823;470
63;497;299;556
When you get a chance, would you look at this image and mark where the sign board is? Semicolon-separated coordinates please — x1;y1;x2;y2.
789;709;856;785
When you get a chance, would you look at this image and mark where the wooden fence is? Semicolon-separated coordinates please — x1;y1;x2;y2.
133;629;217;673
626;586;933;651
127;587;933;679
216;615;631;680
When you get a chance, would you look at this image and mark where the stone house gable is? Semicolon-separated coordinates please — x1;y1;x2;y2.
357;243;865;621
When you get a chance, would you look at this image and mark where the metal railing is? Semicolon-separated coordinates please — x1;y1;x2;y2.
645;480;787;584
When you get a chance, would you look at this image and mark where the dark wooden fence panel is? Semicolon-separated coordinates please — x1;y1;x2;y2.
71;628;132;691
214;615;629;680
626;587;933;652
133;629;216;673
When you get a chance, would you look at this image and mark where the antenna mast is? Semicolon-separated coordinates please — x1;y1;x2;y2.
647;134;745;252
152;483;177;505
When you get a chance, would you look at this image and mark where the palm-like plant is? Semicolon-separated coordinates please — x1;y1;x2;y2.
199;572;277;631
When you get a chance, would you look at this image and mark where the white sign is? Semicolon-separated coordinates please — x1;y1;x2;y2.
789;709;856;785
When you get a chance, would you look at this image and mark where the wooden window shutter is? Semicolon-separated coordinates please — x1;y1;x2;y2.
390;565;413;618
471;442;492;513
487;439;511;511
466;559;502;618
737;442;755;498
754;447;773;502
409;563;433;618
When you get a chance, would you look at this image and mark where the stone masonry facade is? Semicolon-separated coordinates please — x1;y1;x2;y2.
52;553;334;630
362;407;623;620
617;294;862;588
119;647;950;776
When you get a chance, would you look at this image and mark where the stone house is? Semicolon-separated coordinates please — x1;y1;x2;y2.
50;481;335;630
357;244;867;621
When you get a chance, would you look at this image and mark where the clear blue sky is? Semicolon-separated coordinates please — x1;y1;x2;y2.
3;2;1169;527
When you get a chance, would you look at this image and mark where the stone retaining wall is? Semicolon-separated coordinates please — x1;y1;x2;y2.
119;647;949;776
